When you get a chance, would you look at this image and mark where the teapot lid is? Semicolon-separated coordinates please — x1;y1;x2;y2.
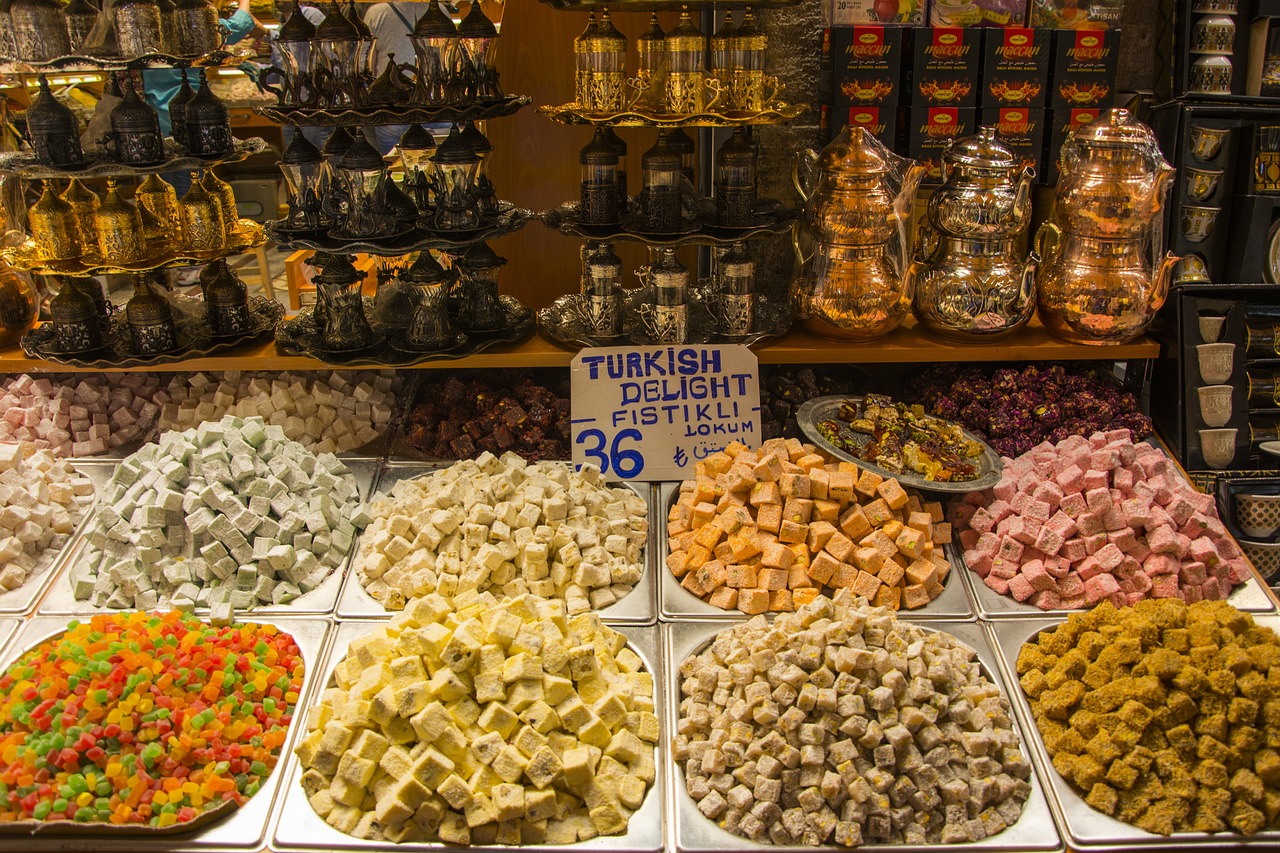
461;240;506;269
28;76;78;136
412;1;456;37
637;12;664;46
398;123;436;152
111;83;161;135
278;1;317;40
346;1;373;39
282;129;323;164
817;125;892;175
459;120;492;155
457;2;497;38
944;126;1017;169
1069;108;1158;149
337;135;386;171
315;4;358;40
402;249;451;284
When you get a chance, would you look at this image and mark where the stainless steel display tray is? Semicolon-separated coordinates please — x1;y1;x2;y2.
955;545;1279;619
0;460;101;615
336;464;657;625
663;618;1063;853
987;614;1280;851
0;614;332;852
656;483;975;621
36;459;381;617
270;620;667;853
0;617;20;658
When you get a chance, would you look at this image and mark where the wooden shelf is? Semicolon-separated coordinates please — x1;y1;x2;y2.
0;315;1161;373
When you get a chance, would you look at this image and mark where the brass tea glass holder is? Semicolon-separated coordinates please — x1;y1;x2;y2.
3;219;266;276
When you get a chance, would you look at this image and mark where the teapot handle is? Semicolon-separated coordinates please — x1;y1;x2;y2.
793;149;819;202
1034;221;1062;265
791;220;815;268
915;219;940;264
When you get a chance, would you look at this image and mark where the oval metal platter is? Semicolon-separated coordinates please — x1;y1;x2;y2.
797;394;1003;494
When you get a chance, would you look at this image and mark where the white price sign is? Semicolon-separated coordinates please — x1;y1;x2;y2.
570;345;761;482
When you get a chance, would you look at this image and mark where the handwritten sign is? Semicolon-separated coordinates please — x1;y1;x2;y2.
570;345;761;482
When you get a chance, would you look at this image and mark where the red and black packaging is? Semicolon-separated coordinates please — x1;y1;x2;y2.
980;27;1049;109
1050;29;1119;112
828;25;905;112
980;106;1045;176
907;106;978;183
1042;106;1103;184
908;27;981;108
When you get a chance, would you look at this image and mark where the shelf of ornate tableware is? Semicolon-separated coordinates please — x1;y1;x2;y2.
537;101;809;128
0;220;267;276
0;315;1161;372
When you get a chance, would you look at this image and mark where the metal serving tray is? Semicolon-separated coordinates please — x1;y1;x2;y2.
336;464;657;625
955;547;1278;619
36;459;381;618
656;483;975;621
662;618;1063;853
0;617;20;658
0;614;332;852
0;460;102;615
270;620;667;853
986;614;1280;851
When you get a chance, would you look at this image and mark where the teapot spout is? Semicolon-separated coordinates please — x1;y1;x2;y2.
1150;251;1179;312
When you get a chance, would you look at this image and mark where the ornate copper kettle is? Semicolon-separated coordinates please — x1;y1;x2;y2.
1035;108;1178;345
790;125;926;341
907;127;1039;342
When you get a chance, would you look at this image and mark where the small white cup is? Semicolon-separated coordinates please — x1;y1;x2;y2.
1200;427;1238;469
1196;384;1233;427
1197;342;1236;384
1198;314;1226;342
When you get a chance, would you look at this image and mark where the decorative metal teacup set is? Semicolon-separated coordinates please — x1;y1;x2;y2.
280;240;514;356
262;0;503;109
568;7;781;118
275;119;506;244
2;0;224;62
792;109;1177;346
23;68;236;174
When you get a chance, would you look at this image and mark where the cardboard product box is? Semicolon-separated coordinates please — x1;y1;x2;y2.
1050;29;1119;112
828;25;906;111
980;26;1049;109
980;107;1045;176
908;27;981;107
828;104;900;147
907;106;978;183
927;0;1027;27
1043;106;1103;184
825;0;924;25
1029;0;1125;29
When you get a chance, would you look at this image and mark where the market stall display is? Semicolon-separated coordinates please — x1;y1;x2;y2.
954;429;1252;610
0;443;94;594
68;415;370;616
352;455;647;614
907;363;1152;459
259;2;536;366
535;8;800;347
0;373;169;456
155;370;401;455
665;437;953;615
1015;599;1280;835
674;593;1033;846
399;370;571;461
293;595;659;844
0;611;303;829
800;394;1002;488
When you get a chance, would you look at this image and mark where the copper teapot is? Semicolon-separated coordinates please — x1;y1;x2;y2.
1035;109;1178;345
907;127;1038;342
790;125;926;341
